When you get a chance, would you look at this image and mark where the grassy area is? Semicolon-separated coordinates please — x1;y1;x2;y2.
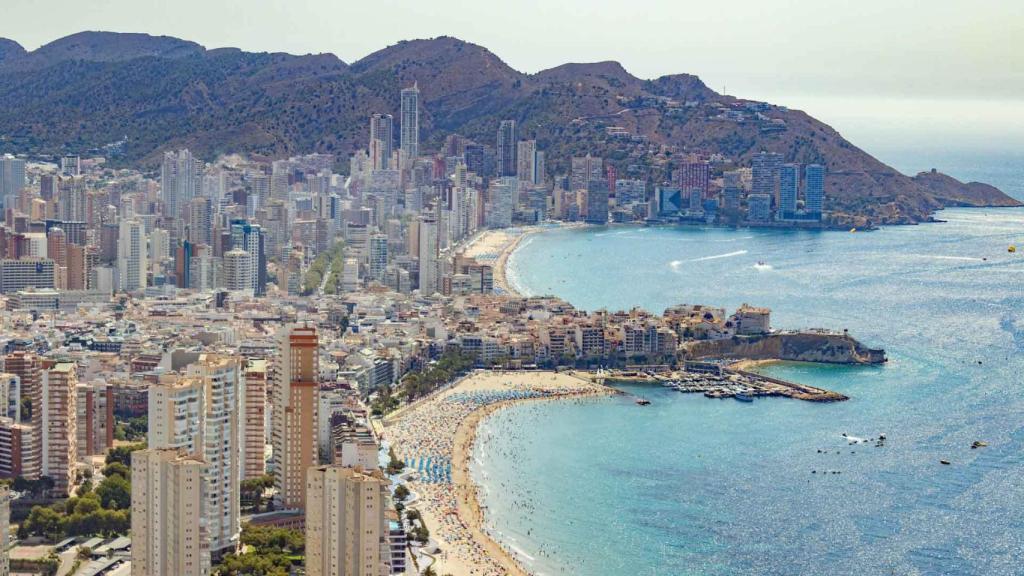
301;241;345;295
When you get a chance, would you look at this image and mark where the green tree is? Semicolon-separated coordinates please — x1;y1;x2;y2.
101;462;130;480
95;474;131;510
105;443;145;466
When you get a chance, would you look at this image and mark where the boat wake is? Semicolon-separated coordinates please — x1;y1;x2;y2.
753;262;774;271
669;260;683;271
690;250;748;262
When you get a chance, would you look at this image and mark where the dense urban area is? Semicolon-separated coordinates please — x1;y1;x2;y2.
0;79;871;576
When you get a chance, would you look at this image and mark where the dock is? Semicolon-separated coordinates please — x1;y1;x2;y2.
583;364;848;403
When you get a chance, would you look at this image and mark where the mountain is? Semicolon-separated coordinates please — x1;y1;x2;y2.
0;31;1017;225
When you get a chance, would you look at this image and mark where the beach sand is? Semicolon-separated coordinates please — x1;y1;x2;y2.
383;371;612;576
461;223;586;295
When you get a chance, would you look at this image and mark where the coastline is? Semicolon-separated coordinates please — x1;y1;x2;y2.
463;222;588;297
384;371;613;576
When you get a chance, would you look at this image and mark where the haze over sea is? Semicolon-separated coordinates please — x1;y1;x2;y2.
472;126;1024;576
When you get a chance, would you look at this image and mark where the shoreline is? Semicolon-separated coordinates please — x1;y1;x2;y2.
464;221;588;297
384;371;613;576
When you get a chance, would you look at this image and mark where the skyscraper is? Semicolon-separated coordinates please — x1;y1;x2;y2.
145;358;241;563
496;120;517;177
2;352;40;479
368;234;388;282
185;355;242;558
680;161;711;198
117;219;148;291
751;151;782;200
417;218;439;294
75;383;113;459
516;140;545;185
229;220;267;296
778;163;800;219
131;448;206;576
161;149;203;220
305;466;390;576
272;325;320;511
805;164;825;219
0;155;26;212
0;485;9;576
370;113;394;170
571;155;603;191
400;84;420;162
242;360;268;480
41;363;77;496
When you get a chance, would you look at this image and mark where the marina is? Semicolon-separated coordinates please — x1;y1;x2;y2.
589;362;849;403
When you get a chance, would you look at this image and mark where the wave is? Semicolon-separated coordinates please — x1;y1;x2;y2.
669;260;683;271
690;250;748;262
907;254;984;262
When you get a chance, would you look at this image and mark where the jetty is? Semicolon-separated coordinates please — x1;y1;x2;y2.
583;362;848;402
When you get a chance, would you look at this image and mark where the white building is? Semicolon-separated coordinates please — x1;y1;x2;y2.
131;448;207;576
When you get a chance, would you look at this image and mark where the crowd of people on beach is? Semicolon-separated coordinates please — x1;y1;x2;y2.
381;373;604;575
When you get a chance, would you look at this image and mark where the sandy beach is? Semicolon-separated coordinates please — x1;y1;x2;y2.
381;370;613;576
461;223;586;295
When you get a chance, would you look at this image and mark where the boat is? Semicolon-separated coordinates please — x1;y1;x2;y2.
734;393;754;402
635;398;651;406
940;459;951;465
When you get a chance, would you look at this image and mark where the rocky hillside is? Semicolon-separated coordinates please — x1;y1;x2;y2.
0;32;1018;225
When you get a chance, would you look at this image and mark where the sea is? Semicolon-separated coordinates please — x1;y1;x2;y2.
471;148;1024;575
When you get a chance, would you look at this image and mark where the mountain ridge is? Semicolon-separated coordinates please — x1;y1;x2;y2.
0;31;1018;226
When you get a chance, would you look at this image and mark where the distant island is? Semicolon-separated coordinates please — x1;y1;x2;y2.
0;31;1019;228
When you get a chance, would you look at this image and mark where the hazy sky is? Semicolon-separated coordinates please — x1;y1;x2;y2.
3;0;1024;164
3;0;1021;101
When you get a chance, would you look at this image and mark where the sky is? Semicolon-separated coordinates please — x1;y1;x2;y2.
2;0;1024;164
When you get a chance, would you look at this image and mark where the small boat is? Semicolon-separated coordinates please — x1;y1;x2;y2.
940;459;951;465
971;441;988;449
635;398;651;406
734;393;754;403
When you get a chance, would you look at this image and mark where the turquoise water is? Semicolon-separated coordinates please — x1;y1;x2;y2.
472;207;1024;575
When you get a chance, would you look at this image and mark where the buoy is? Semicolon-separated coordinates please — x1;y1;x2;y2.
1010;245;1017;253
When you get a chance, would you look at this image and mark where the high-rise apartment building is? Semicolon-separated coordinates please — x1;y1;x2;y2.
496;120;517;177
570;155;603;191
516;140;545;185
0;155;26;212
305;466;390;576
185;354;242;558
117;219;148;291
229;221;267;296
778;163;800;219
804;164;825;219
272;325;320;511
751;151;783;200
131;448;206;576
400;84;420;162
368;234;388;282
0;485;9;576
242;359;268;480
162;149;203;220
2;352;40;479
369;113;394;170
41;363;77;496
417;218;439;295
76;382;113;458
